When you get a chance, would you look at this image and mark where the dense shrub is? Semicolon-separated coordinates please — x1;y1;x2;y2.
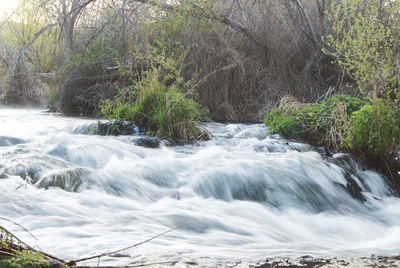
318;95;367;118
100;8;213;144
1;0;347;120
347;100;400;157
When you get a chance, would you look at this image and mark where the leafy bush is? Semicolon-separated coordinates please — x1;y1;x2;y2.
318;95;366;117
296;95;365;130
325;0;400;95
347;100;400;157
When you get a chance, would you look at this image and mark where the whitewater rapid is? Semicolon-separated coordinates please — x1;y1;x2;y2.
0;109;399;266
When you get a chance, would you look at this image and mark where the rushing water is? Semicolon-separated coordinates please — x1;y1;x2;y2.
1;109;400;266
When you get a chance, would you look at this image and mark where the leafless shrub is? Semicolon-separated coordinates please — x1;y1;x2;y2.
60;70;119;116
176;0;347;121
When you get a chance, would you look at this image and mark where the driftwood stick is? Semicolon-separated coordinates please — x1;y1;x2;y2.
70;219;204;265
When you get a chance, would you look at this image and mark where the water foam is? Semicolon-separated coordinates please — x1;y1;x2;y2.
0;109;399;266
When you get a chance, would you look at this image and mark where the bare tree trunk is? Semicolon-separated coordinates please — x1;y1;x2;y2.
291;0;319;47
10;23;58;91
59;0;97;55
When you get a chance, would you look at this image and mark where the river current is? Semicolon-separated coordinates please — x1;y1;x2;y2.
0;109;399;266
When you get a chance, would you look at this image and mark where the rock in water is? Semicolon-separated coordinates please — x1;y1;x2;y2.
95;121;141;136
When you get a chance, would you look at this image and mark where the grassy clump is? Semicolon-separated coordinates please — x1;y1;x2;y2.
264;95;400;159
264;108;299;137
297;95;365;131
101;69;209;143
265;95;367;147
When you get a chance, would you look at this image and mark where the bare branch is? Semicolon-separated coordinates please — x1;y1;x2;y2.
291;0;319;47
10;23;58;90
132;0;266;48
69;218;205;265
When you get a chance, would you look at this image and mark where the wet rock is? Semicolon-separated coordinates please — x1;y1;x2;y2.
344;172;367;201
129;136;167;148
46;104;60;113
330;154;367;202
6;165;42;183
330;154;363;174
48;260;67;268
71;122;98;135
36;167;91;192
185;261;199;265
250;255;400;268
253;257;335;268
95;121;141;136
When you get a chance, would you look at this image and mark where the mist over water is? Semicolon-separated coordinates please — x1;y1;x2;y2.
1;109;400;266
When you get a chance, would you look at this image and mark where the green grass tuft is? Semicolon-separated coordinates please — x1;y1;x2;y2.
264;108;299;137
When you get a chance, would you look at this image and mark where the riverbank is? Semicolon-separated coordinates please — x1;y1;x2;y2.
70;255;400;267
155;255;400;267
264;95;400;195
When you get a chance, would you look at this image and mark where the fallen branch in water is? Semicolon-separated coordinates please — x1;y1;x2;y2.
68;218;205;265
1;217;204;267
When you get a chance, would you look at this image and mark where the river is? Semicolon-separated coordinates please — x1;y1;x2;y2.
0;109;399;266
